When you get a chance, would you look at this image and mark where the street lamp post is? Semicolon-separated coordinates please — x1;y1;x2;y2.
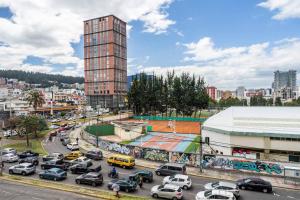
0;123;3;176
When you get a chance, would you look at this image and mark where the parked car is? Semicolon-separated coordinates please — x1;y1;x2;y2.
163;174;192;190
67;142;79;151
70;156;92;167
85;150;103;160
107;179;137;193
129;170;154;183
59;131;67;141
19;156;39;166
2;153;19;163
41;159;69;171
155;163;186;176
205;181;239;198
64;151;83;160
42;152;64;162
18;150;39;159
3;130;17;137
61;138;70;146
195;190;236;200
151;184;183;200
9;163;36;175
75;172;103;187
70;163;101;174
1;148;17;155
49;124;60;129
236;178;272;193
39;168;67;181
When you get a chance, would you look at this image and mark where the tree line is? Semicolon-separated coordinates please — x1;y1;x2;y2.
127;72;209;116
0;70;84;88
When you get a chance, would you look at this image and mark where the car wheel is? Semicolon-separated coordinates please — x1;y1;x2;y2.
9;170;13;174
41;166;45;170
263;188;268;193
183;185;188;190
76;180;81;184
123;165;126;169
125;188;129;193
152;193;158;198
39;175;43;179
92;182;96;187
172;197;178;200
145;179;149;183
156;171;161;176
21;171;26;176
241;186;246;190
34;161;38;166
54;177;57;181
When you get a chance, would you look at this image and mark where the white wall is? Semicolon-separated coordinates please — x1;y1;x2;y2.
202;130;232;155
270;140;300;152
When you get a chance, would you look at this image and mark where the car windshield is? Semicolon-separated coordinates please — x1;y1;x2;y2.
169;175;175;179
55;169;64;173
204;190;212;197
212;182;219;187
158;185;164;190
244;179;252;183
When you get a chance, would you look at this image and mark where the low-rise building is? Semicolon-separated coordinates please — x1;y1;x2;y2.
202;106;300;162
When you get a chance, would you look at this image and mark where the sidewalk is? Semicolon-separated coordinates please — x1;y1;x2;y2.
69;122;300;191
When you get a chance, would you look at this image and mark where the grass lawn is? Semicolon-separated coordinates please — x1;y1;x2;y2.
4;140;48;155
9;129;52;141
184;136;201;153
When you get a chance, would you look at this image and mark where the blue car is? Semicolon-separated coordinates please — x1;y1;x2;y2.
39;168;67;181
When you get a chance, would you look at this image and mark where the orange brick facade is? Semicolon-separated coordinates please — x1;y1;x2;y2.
84;15;127;109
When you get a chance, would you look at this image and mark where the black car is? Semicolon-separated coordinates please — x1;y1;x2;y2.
19;156;39;166
18;150;39;159
75;172;103;187
42;153;64;162
236;178;272;193
70;163;101;174
41;159;69;171
108;179;137;193
85;150;103;160
129;170;153;183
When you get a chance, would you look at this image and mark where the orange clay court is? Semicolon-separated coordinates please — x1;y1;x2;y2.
127;119;201;134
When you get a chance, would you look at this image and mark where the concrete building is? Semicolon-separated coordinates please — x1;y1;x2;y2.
236;86;245;99
273;70;297;91
202;107;300;162
206;86;217;101
84;15;127;110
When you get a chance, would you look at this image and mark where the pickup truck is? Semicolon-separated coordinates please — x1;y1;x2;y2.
40;159;69;171
70;163;101;174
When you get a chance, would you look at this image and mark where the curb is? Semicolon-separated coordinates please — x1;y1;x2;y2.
0;174;149;200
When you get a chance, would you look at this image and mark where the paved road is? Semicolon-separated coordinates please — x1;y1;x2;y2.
0;180;96;200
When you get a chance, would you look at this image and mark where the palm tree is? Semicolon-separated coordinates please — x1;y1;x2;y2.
26;90;45;113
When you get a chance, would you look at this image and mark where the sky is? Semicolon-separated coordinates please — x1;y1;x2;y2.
0;0;300;90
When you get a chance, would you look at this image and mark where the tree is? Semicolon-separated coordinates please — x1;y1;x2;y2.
26;90;45;113
275;97;282;106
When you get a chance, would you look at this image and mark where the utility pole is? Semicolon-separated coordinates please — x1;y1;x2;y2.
0;123;3;176
199;124;203;173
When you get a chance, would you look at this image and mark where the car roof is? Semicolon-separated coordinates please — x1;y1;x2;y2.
211;190;234;197
19;163;33;167
162;163;186;167
87;172;101;176
218;181;237;188
163;184;180;190
49;168;62;171
173;174;189;179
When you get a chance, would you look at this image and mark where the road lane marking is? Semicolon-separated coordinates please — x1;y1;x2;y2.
287;196;295;199
273;192;280;197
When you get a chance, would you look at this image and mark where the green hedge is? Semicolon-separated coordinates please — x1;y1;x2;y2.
85;124;114;136
133;116;207;122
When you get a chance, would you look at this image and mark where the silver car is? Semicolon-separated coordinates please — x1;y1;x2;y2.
1;148;17;155
9;163;36;175
204;181;239;198
151;184;183;200
2;153;19;163
163;174;192;190
70;156;92;167
196;190;236;200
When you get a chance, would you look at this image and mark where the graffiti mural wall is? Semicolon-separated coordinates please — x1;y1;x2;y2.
203;155;283;175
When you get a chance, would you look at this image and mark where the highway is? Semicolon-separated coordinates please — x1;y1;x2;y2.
35;134;300;200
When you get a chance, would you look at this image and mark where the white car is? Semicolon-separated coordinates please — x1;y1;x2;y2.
162;174;192;190
204;181;239;198
195;190;236;200
49;124;60;129
3;130;17;137
151;184;183;200
1;148;17;155
67;142;79;151
1;153;19;163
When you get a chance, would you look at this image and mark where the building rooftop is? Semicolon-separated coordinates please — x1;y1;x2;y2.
202;106;300;138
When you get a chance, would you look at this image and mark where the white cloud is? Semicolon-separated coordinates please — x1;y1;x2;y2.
0;0;175;76
258;0;300;20
140;37;300;89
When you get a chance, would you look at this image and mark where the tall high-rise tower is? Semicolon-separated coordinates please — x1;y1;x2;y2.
84;15;127;110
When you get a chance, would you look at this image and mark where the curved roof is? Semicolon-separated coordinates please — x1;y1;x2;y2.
202;106;300;138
